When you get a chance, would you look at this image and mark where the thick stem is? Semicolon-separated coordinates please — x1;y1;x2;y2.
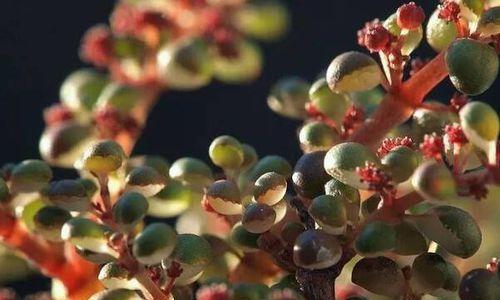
0;209;100;298
116;88;161;155
349;51;449;148
400;51;449;105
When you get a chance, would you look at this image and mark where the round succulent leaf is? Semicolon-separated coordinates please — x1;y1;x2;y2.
34;206;72;242
76;246;115;264
354;221;396;256
246;155;293;183
98;262;135;290
75;140;126;174
20;198;46;232
267;77;310;119
478;6;500;36
234;0;289;41
326;51;382;93
242;202;276;234
293;229;342;270
169;157;214;188
412;205;482;258
352;256;405;297
42;179;90;212
230;222;261;252
240;144;259;171
308;78;350;123
459;0;485;17
460;101;499;162
271;199;287;224
96;83;141;113
349;87;384;117
381;146;420;183
113;192;149;231
412;104;458;142
162;234;213;285
10;160;52;193
147;180;192;218
309;194;347;235
76;178;98;198
459;268;500;300
39;122;96;168
60;69;108;112
324;142;381;189
426;9;458;52
393;221;428;256
411;161;457;202
253;172;287;206
430;260;461;298
410;252;451;294
61;217;111;254
292;151;331;199
132;223;177;265
446;38;499;95
213;38;263;84
156;37;213;90
125;166;166;197
127;155;170;179
206;179;242;215
299;121;340;153
209;135;245;170
324;179;360;225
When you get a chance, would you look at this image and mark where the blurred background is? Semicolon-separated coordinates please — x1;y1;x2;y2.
0;0;499;296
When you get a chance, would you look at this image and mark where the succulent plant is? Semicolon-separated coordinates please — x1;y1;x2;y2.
2;1;500;300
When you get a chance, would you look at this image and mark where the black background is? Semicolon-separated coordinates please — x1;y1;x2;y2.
0;0;499;295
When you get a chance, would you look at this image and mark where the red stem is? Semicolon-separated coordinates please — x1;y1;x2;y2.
350;51;449;148
0;209;100;298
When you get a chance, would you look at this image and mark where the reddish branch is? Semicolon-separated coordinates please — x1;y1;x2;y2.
0;208;101;299
350;51;449;148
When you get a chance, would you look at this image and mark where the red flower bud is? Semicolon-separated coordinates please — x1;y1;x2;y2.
444;123;468;145
358;20;393;52
43;104;73;126
420;133;444;161
438;1;461;22
377;136;414;157
80;25;114;67
397;2;425;30
449;93;469;114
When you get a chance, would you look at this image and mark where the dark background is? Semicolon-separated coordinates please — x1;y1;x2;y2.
0;0;499;295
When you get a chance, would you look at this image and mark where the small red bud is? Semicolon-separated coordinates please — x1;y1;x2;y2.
377;136;414;157
358;20;393;52
444;123;468;145
364;24;392;52
356;162;394;192
43;104;73;126
420;133;444;161
397;2;425;30
80;25;114;67
438;1;461;22
449;93;469;114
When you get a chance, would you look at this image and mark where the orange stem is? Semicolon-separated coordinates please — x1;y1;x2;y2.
115;88;161;155
350;51;449;148
0;209;100;298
